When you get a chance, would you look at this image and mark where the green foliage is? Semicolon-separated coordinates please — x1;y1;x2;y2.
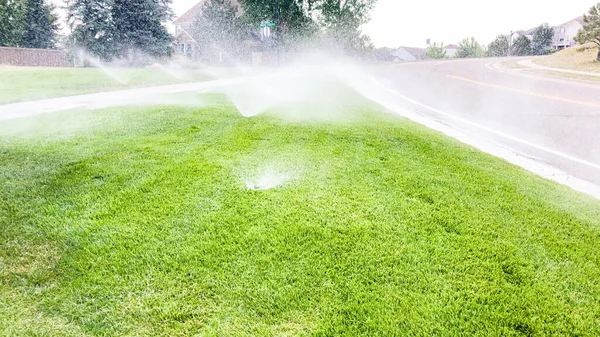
316;0;376;56
112;0;174;62
0;0;56;48
532;23;554;55
67;0;173;62
426;42;447;59
487;35;509;57
239;0;316;42
67;0;116;60
21;0;58;49
575;2;600;61
238;0;376;57
511;34;532;56
456;37;483;58
0;0;26;47
192;0;252;63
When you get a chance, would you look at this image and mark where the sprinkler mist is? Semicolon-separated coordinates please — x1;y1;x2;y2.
244;169;292;191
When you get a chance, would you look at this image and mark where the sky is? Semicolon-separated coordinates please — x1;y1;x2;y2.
55;0;595;48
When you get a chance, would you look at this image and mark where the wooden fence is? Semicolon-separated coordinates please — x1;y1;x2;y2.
0;47;72;67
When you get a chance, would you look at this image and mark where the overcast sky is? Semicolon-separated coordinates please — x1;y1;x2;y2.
56;0;595;48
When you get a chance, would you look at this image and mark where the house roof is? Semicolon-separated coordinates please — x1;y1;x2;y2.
175;28;196;43
512;27;535;36
556;16;585;27
393;46;427;60
173;0;241;25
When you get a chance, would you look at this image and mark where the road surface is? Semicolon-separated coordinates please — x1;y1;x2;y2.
371;58;600;187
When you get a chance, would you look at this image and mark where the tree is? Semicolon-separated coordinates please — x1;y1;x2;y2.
239;0;316;44
511;34;532;56
0;0;26;47
315;0;376;56
192;0;251;63
487;35;509;57
21;0;58;49
238;0;376;57
67;0;115;60
426;42;446;59
111;0;174;63
532;23;554;55
575;2;600;61
456;37;483;58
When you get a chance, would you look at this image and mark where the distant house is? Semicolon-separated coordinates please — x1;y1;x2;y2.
510;27;535;43
391;47;427;61
509;17;585;51
172;0;241;58
372;48;397;62
443;44;459;58
553;16;584;49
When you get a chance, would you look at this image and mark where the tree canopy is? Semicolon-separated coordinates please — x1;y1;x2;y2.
67;0;173;62
315;0;376;55
456;37;483;58
112;0;173;61
0;0;57;48
192;0;251;63
532;23;554;55
487;35;509;57
238;0;375;56
575;2;600;60
67;0;115;59
426;42;447;59
511;34;532;56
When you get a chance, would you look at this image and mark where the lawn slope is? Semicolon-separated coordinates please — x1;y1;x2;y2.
1;95;600;336
0;66;211;104
534;43;600;73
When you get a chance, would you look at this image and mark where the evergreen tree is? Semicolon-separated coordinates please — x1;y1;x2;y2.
532;23;554;55
0;0;26;47
575;2;600;61
21;0;58;48
511;34;532;56
487;35;509;57
426;42;447;59
456;37;483;58
67;0;115;59
111;0;174;63
192;0;251;63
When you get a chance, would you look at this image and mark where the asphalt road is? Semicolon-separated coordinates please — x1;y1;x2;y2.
371;58;600;186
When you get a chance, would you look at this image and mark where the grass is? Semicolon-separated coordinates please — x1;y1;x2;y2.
534;43;600;73
525;69;600;83
499;59;529;69
0;66;212;104
2;91;600;336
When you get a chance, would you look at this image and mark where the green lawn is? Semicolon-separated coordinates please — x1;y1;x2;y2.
1;92;600;336
0;66;212;104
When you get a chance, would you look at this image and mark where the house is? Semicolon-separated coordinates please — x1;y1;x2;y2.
443;44;459;58
391;47;427;61
172;0;241;58
553;16;584;49
510;27;535;43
